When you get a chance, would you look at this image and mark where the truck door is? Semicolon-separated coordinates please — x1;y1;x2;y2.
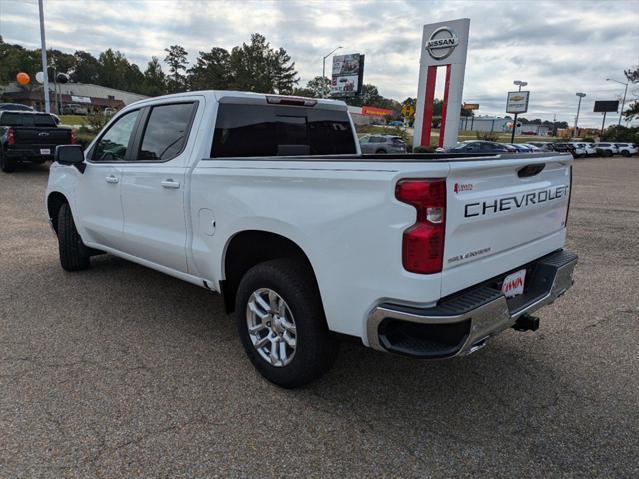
118;101;198;273
76;109;141;250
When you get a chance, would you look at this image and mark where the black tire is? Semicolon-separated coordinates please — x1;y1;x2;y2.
0;149;15;173
57;203;90;271
375;149;386;154
621;150;630;157
235;258;339;388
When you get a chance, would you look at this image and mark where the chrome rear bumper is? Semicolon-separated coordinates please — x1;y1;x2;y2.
367;250;577;358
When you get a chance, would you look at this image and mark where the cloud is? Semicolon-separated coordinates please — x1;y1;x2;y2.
0;0;637;127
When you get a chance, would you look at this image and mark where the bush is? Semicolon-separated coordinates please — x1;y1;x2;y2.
475;131;499;142
413;145;437;153
85;112;109;132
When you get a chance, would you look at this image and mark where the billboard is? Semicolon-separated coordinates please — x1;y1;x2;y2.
506;91;530;114
330;53;365;97
593;100;619;113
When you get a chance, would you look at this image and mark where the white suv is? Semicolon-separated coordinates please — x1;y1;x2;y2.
592;143;619;156
614;143;638;157
570;142;597;158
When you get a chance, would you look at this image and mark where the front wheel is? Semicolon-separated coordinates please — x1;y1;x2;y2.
57;203;90;271
621;150;630;157
235;259;339;388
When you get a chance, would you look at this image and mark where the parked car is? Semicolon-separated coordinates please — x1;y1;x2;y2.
46;90;577;387
506;143;534;153
103;107;117;117
0;103;34;112
570;142;597;158
520;143;542;152
359;134;407;153
592;143;619;156
387;120;404;127
614;143;638;157
0;111;75;172
527;142;556;152
447;140;512;154
60;103;89;115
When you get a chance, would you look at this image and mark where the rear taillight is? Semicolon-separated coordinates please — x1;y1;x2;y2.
395;179;446;274
70;129;77;144
7;127;15;145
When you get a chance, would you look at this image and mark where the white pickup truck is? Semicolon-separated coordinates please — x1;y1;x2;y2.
46;91;577;387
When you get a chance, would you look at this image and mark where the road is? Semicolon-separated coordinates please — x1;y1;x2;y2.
1;156;638;478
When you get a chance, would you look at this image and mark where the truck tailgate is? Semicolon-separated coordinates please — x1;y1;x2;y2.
13;127;71;146
442;154;572;295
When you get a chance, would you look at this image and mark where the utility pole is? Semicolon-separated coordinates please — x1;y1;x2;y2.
606;78;629;126
321;46;342;98
574;92;586;138
38;0;50;113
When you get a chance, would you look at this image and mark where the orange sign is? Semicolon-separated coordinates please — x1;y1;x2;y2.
361;105;393;117
463;103;479;110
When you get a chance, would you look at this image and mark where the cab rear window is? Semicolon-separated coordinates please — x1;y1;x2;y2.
211;104;356;157
0;113;56;127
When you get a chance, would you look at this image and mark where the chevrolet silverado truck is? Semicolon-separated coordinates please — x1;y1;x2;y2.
46;91;577;387
0;111;76;172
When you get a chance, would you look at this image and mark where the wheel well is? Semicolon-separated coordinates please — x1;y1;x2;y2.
47;192;68;235
222;230;316;313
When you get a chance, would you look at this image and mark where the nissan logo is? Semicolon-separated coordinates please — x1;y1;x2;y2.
426;26;459;60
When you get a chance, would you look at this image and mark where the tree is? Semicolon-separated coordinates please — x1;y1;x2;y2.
71;51;101;84
141;57;166;96
188;47;230;91
226;33;299;94
293;76;330;98
623;64;639;120
164;45;188;93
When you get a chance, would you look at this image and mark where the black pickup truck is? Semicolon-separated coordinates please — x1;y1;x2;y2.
0;111;75;173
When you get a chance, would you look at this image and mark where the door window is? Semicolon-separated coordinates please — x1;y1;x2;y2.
93;110;140;162
137;103;195;161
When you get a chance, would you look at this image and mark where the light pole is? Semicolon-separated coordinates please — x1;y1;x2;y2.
574;92;586;138
511;80;527;143
606;78;629;126
38;0;50;113
321;46;342;98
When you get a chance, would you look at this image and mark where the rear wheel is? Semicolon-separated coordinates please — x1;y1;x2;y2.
0;149;15;173
621;150;630;157
57;203;90;271
375;149;386;154
235;258;338;388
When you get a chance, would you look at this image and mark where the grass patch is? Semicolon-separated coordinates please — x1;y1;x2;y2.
59;115;87;126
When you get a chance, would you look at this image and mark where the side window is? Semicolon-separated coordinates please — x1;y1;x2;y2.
466;143;481;152
137;102;195;161
93;110;140;162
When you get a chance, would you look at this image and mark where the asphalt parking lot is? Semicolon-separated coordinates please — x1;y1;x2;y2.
1;156;638;478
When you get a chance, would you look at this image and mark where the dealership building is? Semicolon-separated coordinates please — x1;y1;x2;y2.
459;116;551;136
0;82;148;113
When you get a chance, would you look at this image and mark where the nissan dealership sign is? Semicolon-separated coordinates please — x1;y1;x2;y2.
414;18;470;150
426;27;459;60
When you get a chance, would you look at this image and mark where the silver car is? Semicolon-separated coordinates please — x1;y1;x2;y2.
359;135;407;154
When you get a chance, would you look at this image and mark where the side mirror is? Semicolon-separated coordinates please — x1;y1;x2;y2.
55;144;85;173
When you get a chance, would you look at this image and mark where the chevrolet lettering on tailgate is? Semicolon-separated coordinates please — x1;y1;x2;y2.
464;185;569;218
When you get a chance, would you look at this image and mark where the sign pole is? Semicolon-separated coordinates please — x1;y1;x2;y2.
510;113;518;144
601;112;606;135
38;0;50;113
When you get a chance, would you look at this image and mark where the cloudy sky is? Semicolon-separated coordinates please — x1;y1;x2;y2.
1;0;638;127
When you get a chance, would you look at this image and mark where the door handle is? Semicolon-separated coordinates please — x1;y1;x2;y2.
105;175;119;184
161;179;180;189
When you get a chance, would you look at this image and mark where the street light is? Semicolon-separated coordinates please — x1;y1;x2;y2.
510;80;528;143
574;92;586;138
606;78;629;126
321;46;342;98
513;80;528;91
